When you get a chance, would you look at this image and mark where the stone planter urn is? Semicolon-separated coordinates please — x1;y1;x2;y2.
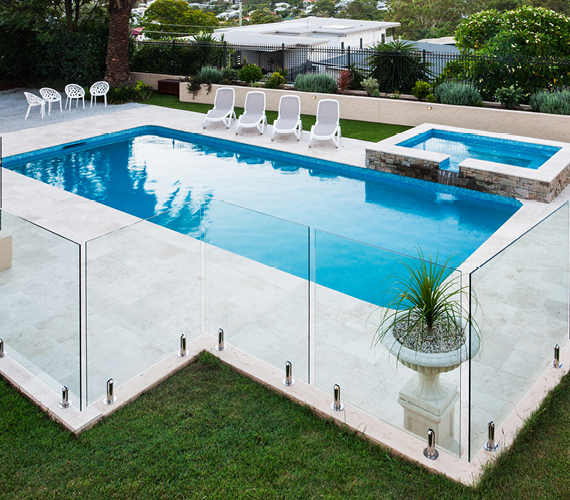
382;320;480;454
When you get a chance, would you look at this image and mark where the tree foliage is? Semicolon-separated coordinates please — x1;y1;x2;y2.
313;0;336;17
141;0;219;39
387;0;474;40
249;8;280;24
455;6;570;57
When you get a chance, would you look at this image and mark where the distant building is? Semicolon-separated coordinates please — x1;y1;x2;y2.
212;17;399;78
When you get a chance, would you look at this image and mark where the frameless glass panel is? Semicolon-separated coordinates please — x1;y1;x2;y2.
0;209;81;407
469;202;569;460
85;203;201;405
315;229;464;457
204;199;310;382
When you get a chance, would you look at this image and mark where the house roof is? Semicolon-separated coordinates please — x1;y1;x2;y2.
214;17;400;40
213;31;329;46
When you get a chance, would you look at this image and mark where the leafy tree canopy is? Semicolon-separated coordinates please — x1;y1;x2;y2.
249;7;280;23
141;0;219;39
314;0;336;17
338;0;385;21
455;6;570;57
0;0;105;31
387;0;473;40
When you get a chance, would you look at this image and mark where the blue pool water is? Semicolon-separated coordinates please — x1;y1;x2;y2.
397;129;560;172
5;126;520;304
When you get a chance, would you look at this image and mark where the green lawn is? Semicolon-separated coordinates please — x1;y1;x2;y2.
144;93;410;143
1;352;569;499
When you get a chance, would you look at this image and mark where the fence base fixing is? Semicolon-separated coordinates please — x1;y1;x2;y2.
331;384;344;411
551;344;562;369
103;378;117;405
58;386;71;409
283;360;295;386
215;328;227;351
484;421;499;452
0;338;6;358
423;429;439;460
178;334;188;357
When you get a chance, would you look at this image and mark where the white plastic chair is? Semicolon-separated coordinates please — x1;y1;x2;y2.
65;84;85;111
236;91;267;135
24;92;45;120
271;95;302;141
203;87;236;129
90;81;110;107
308;99;341;149
39;88;62;115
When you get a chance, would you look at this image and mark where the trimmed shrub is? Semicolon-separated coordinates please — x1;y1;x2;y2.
294;73;338;94
239;63;262;84
434;82;482;106
494;85;525;109
196;66;223;85
107;81;153;104
221;67;239;83
411;81;432;101
264;72;285;89
530;90;570;115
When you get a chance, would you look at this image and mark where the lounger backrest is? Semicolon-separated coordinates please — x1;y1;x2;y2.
279;95;300;120
316;99;339;125
214;87;234;110
244;91;266;114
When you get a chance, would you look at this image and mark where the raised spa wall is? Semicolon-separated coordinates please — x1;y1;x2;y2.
365;124;570;203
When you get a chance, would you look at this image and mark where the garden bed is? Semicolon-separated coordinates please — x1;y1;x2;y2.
132;73;569;143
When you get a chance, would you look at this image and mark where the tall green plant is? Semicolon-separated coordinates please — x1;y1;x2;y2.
374;249;473;355
367;40;431;93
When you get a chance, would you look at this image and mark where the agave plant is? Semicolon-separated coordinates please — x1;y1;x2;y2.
374;248;476;357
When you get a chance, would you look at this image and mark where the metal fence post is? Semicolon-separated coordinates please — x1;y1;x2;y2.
281;43;286;77
509;53;513;86
171;39;176;76
223;41;228;68
347;46;351;71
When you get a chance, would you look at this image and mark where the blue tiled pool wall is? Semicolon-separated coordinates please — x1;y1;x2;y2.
396;129;560;171
3;125;522;210
398;129;561;156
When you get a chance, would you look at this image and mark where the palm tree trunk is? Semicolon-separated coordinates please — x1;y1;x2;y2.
104;0;136;86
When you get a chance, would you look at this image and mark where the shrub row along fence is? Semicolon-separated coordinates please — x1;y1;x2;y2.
132;40;570;99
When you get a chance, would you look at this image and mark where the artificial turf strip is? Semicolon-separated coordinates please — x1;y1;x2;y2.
144;93;411;143
2;354;569;499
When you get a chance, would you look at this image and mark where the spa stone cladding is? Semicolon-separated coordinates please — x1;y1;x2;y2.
365;149;570;203
365;152;440;183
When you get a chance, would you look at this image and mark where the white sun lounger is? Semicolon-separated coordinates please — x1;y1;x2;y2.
236;91;267;135
271;95;302;141
308;99;341;149
203;87;236;129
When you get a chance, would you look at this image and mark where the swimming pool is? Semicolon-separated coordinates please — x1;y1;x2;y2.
4;126;520;304
397;129;561;172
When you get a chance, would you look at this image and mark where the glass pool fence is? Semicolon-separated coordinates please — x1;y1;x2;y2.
0;200;568;461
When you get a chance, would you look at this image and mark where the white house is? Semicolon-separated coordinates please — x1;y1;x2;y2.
211;17;399;78
213;16;399;49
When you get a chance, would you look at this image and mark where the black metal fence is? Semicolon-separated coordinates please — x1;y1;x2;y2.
132;40;570;99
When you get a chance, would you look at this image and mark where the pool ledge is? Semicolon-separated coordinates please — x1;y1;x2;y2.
366;123;570;203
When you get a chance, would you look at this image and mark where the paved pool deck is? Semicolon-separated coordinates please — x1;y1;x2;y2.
1;91;569;484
